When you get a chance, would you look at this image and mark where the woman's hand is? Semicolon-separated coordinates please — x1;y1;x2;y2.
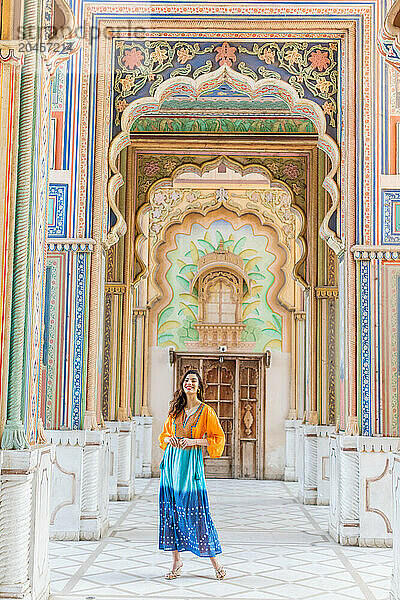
167;436;180;447
180;438;196;449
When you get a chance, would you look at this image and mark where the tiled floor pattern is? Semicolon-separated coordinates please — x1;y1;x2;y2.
50;479;392;600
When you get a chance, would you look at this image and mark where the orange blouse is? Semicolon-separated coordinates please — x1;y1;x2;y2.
159;403;225;459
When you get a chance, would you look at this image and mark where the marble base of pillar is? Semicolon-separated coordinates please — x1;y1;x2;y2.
0;445;54;600
107;422;120;501
338;435;359;545
117;421;136;500
47;430;110;540
358;436;400;547
328;432;340;542
391;453;400;599
297;425;318;505
316;426;335;505
330;435;400;547
284;419;301;481
295;421;304;482
132;416;153;477
329;434;369;546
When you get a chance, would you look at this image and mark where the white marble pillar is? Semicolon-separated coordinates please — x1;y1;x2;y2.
133;417;144;476
0;446;53;600
47;430;110;540
106;422;121;501
391;452;400;599
132;416;153;477
117;421;136;500
316;426;335;505
295;421;304;482
328;432;340;542
298;425;318;505
358;436;400;547
329;435;400;547
338;436;359;545
284;419;301;481
296;424;305;495
142;417;152;478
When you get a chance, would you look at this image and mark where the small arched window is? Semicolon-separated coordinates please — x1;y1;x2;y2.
200;271;241;325
204;277;237;324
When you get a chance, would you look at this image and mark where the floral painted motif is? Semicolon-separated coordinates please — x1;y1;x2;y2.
282;163;300;180
285;47;302;67
308;49;330;72
113;39;339;130
215;42;236;67
122;48;144;69
260;47;276;64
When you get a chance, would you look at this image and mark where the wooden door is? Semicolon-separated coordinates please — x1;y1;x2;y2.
175;355;263;479
202;359;235;478
238;360;260;478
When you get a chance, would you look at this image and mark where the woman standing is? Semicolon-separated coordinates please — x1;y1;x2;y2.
159;369;226;580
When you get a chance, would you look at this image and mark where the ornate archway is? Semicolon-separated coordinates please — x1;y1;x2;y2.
107;65;341;254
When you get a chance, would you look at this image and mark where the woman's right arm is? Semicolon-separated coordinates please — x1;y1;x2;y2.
159;416;176;450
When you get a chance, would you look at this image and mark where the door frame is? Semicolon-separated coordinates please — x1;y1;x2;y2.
174;351;267;479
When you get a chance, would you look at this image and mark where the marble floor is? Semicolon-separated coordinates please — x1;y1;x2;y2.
50;478;392;600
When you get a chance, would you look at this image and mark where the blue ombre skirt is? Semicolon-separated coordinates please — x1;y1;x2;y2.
159;444;222;557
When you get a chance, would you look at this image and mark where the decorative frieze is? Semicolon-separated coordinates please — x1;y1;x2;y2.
105;283;126;295
352;246;400;260
47;238;95;252
315;287;339;299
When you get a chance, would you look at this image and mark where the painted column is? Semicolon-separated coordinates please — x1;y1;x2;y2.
294;312;306;421
119;147;135;422
0;44;22;438
1;0;41;449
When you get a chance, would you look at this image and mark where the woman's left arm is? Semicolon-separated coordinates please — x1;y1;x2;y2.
206;407;225;458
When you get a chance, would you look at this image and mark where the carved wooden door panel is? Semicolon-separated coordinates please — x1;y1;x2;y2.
237;360;260;479
176;357;201;383
175;355;263;479
202;359;235;478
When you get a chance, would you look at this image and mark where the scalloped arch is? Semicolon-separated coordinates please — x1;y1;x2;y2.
135;157;304;311
107;64;342;252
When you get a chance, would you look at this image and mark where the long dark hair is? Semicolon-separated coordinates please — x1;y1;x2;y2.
169;369;204;418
